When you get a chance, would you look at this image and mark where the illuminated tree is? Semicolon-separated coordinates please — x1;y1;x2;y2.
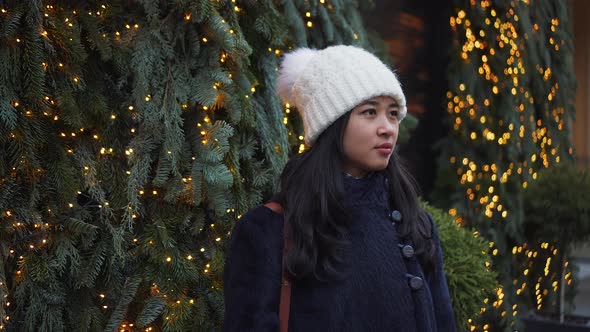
0;0;392;330
436;0;576;331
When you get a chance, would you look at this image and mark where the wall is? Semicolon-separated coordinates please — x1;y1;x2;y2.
573;0;590;170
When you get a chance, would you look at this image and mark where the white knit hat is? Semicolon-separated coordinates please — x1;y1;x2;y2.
277;45;407;145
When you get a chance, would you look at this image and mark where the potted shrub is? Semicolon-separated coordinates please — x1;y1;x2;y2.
521;162;590;331
422;202;499;332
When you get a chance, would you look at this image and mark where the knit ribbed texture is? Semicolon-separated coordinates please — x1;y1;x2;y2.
279;45;407;145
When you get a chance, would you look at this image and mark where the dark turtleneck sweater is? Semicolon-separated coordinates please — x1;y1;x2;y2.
224;172;456;332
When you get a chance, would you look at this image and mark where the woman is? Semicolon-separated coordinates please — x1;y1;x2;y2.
224;45;456;332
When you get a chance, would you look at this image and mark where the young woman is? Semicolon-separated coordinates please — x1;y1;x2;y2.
224;45;456;332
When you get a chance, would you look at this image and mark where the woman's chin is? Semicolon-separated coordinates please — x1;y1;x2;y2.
365;163;389;173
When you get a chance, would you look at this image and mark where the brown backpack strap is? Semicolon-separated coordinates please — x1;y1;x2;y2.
264;202;291;332
265;201;284;215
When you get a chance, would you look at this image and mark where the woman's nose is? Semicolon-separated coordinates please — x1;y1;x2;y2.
377;116;397;136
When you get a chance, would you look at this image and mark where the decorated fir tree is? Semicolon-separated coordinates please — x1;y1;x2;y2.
0;0;405;330
436;0;576;331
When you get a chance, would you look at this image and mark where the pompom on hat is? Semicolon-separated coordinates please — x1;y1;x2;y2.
277;45;407;145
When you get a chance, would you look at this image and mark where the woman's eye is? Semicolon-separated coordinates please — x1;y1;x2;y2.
389;110;399;117
361;108;377;115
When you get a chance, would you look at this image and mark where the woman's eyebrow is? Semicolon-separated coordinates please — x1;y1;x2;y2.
357;100;379;107
357;100;399;107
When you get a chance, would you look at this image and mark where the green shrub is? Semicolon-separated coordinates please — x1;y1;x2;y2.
423;202;499;332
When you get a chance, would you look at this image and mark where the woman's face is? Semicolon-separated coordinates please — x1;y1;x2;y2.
342;96;400;178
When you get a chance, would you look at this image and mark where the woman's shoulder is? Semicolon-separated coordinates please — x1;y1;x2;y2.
241;204;284;223
233;204;285;240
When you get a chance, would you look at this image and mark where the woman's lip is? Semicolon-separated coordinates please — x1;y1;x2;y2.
376;147;392;155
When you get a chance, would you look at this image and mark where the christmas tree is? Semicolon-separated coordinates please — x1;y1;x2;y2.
436;0;576;331
0;0;406;330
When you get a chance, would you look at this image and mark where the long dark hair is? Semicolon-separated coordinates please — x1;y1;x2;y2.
275;112;435;281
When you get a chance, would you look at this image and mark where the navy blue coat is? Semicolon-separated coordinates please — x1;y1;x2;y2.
224;173;456;331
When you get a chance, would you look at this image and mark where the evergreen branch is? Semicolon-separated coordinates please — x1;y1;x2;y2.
0;260;7;327
21;1;46;106
76;239;108;289
103;276;141;332
0;99;17;129
136;296;166;327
